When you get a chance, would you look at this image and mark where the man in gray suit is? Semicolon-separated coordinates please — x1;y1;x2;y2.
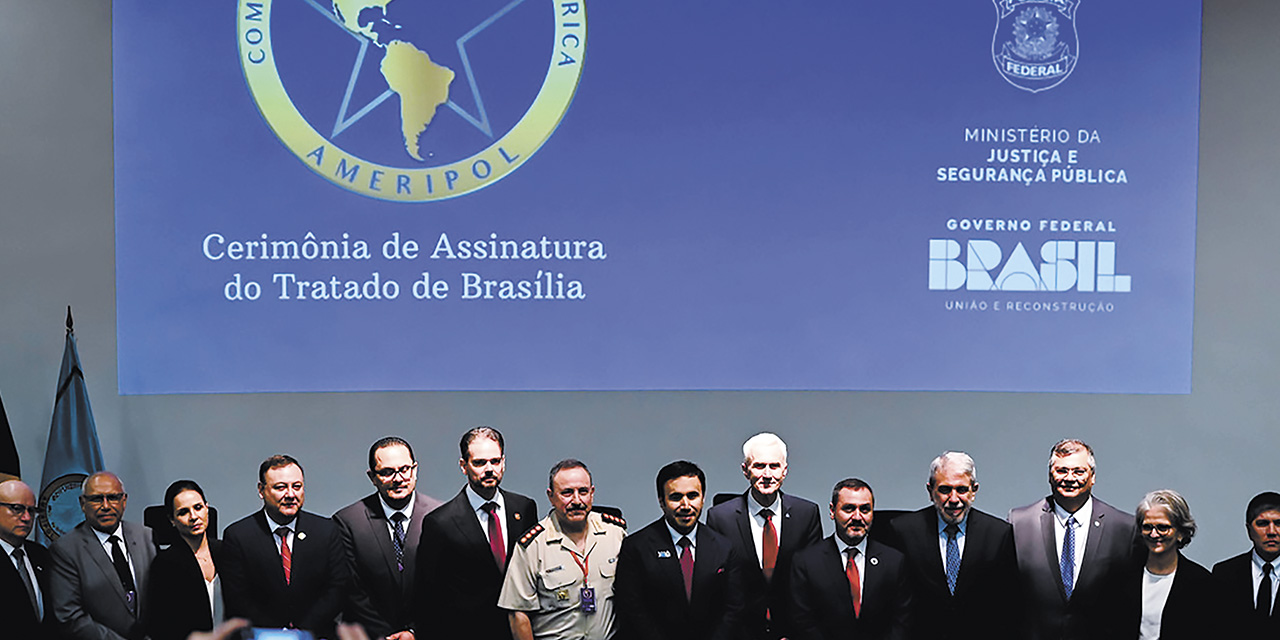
1009;439;1137;640
49;471;155;640
334;437;442;640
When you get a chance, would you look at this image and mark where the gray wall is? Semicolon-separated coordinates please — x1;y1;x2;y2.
0;1;1272;565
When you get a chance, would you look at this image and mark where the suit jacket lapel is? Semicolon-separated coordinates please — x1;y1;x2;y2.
1074;505;1106;594
1037;499;1069;601
690;527;719;608
779;493;804;552
501;490;522;560
402;493;430;586
80;527;129;607
362;496;400;579
253;512;290;590
733;496;756;564
124;524;148;598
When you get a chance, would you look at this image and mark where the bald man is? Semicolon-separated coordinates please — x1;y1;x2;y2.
50;471;155;640
0;480;52;637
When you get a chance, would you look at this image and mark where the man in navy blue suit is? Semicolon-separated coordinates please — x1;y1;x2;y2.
789;478;911;640
614;460;747;640
707;433;823;640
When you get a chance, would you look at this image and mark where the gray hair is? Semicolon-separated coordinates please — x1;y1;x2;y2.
742;432;787;465
1136;489;1196;548
82;471;125;494
1047;439;1096;472
928;451;977;486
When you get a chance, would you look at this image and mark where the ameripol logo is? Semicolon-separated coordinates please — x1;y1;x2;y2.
992;0;1079;93
237;0;586;202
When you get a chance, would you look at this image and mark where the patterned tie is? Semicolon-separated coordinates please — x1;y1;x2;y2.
1060;516;1078;599
1260;562;1274;616
12;547;38;618
276;527;292;585
945;523;961;595
391;512;407;572
678;536;694;601
108;535;137;614
760;508;778;582
846;548;861;618
482;502;506;567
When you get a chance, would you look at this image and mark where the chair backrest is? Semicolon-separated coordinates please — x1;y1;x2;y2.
143;504;219;547
712;492;740;506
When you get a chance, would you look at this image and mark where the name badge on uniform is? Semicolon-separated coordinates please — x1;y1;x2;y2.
580;587;596;613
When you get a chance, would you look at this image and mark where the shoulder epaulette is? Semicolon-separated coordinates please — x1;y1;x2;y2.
599;512;627;530
518;524;545;548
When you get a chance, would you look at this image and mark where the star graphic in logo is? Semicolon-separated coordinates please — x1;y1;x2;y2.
300;0;526;141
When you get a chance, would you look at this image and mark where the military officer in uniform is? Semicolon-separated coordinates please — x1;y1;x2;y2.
499;459;626;640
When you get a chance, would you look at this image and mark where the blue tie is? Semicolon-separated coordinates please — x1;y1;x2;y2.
1060;516;1078;599
391;512;407;571
944;524;961;595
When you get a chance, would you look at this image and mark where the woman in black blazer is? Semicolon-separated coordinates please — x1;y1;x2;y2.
1129;489;1214;640
146;480;222;640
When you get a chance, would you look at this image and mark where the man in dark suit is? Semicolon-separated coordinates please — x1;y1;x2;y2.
0;479;53;638
49;471;156;640
1211;491;1280;638
414;426;537;640
883;452;1016;640
614;460;747;640
334;436;442;640
1009;439;1137;640
706;432;822;640
789;478;911;640
221;454;349;638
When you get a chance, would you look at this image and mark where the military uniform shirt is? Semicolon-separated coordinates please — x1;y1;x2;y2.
498;511;626;640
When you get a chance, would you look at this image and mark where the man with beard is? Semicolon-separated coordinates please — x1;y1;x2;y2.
221;454;349;638
884;452;1016;640
789;478;911;640
499;459;627;640
1009;439;1137;640
415;427;537;640
614;460;747;640
49;471;155;640
707;433;823;640
334;437;442;640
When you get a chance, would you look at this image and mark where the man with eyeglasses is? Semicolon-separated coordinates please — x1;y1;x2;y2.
49;471;155;640
0;479;52;637
1008;439;1137;640
334;437;442;640
883;452;1016;640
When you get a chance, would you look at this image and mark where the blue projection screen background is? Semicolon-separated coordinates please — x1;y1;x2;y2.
113;0;1202;394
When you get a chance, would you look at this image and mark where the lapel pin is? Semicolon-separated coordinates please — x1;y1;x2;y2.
870;557;879;566
657;550;671;558
297;531;307;541
514;513;521;520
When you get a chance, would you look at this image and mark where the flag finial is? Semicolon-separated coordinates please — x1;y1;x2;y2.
65;306;73;334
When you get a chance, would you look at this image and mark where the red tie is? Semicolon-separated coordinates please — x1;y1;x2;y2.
846;548;861;618
678;536;694;601
482;502;506;567
276;527;292;585
761;508;778;582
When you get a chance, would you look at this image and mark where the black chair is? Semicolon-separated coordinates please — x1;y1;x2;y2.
144;504;219;548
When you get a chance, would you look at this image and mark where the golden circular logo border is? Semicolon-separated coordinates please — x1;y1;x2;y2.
237;0;586;202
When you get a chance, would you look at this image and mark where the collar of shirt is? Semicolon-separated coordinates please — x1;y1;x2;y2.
1052;495;1093;528
264;511;297;533
0;538;21;559
836;536;866;557
466;485;505;514
91;523;128;553
379;494;415;522
667;521;698;551
749;491;782;520
1253;550;1280;575
936;513;968;538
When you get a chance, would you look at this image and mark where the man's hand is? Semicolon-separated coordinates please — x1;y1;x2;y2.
186;618;250;640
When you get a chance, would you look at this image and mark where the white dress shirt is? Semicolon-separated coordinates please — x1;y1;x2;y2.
749;493;783;568
835;537;868;602
1252;550;1280;614
466;485;507;542
380;495;416;543
1052;497;1093;587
